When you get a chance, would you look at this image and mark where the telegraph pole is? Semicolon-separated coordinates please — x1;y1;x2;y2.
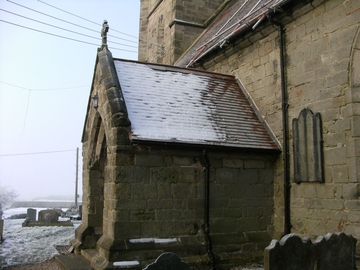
75;147;79;206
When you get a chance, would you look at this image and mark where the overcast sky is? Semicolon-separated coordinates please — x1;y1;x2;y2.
0;0;140;201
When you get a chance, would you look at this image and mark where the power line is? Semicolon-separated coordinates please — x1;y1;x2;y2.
38;0;100;27
37;0;138;40
0;19;139;53
0;8;139;49
7;0;97;33
30;0;139;44
33;0;139;45
0;81;89;91
1;8;99;41
0;149;76;157
0;19;98;46
37;0;164;49
7;0;163;54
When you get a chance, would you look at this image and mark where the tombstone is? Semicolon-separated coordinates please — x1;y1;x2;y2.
27;208;37;221
264;234;315;270
38;209;59;224
0;219;3;242
0;203;3;242
315;232;357;270
144;252;193;270
264;233;357;270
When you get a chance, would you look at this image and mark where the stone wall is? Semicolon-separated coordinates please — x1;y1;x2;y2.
76;47;279;268
139;0;230;64
100;143;276;266
193;0;360;244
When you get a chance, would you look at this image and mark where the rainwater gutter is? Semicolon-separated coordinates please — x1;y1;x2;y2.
267;15;291;235
203;149;215;269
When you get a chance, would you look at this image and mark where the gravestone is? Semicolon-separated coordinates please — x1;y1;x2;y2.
315;232;357;270
0;219;3;242
38;209;59;224
0;203;3;242
264;234;315;270
144;252;193;270
264;233;357;270
27;208;37;221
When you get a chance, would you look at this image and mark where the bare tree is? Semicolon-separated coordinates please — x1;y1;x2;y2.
0;186;18;209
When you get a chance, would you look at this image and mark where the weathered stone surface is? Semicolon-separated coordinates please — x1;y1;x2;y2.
264;233;357;270
38;209;59;223
77;0;360;268
315;232;357;270
293;109;323;183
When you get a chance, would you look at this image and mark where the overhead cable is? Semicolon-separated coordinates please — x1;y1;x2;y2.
0;8;138;49
1;8;99;41
7;0;138;45
7;0;96;33
0;19;138;53
37;0;164;49
0;81;89;91
0;149;76;157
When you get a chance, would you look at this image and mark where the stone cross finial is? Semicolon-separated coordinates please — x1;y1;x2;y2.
101;20;109;46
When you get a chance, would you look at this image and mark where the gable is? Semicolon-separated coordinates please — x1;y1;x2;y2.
114;59;279;150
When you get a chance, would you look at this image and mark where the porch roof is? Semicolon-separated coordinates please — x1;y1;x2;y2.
115;59;279;150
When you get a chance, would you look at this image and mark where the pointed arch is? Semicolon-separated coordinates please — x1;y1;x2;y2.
348;24;360;183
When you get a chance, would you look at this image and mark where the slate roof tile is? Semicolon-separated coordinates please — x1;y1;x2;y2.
114;59;279;150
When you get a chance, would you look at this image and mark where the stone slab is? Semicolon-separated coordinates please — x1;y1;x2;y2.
55;254;93;270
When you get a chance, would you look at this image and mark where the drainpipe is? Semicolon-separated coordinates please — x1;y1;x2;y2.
267;15;292;235
203;149;215;269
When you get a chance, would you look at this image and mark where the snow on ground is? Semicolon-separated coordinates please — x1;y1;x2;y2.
0;208;80;269
0;208;263;270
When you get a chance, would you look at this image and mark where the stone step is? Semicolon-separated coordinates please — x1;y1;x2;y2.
55;254;93;270
81;249;97;262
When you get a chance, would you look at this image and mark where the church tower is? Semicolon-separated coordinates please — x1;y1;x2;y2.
139;0;231;65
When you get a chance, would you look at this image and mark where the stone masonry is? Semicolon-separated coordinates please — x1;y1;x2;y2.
139;0;230;64
73;46;279;269
180;0;360;246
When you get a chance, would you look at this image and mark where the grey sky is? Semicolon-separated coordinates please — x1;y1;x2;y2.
0;0;140;201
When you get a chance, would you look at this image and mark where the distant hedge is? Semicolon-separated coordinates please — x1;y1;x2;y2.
10;201;75;208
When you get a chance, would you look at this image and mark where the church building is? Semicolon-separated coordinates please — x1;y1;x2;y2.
72;1;360;269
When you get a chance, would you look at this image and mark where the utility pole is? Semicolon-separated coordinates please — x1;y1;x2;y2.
75;147;79;206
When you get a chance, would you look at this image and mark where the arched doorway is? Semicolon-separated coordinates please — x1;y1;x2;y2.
72;113;107;251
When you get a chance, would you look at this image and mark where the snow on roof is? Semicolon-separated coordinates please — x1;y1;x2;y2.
115;59;279;150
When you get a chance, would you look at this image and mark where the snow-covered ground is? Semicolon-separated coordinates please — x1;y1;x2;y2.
0;207;80;268
0;208;263;270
